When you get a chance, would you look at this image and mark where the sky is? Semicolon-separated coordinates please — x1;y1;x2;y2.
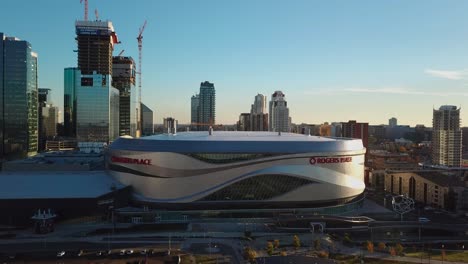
2;0;468;126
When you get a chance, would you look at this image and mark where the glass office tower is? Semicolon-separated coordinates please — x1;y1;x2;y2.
76;74;119;142
0;33;38;160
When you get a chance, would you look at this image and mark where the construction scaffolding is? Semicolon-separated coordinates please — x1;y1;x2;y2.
112;56;137;137
75;20;118;75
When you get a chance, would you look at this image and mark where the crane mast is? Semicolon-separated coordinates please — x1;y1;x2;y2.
80;0;88;21
136;20;147;137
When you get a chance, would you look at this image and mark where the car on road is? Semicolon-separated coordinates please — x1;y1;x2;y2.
57;251;66;257
418;217;431;223
77;250;84;257
106;250;112;255
140;249;147;255
96;251;103;257
126;249;134;255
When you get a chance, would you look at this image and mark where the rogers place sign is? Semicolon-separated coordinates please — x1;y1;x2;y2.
309;156;352;165
111;156;152;165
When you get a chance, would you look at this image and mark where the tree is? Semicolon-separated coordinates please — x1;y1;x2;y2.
244;247;257;263
366;241;374;254
266;241;274;256
378;242;386;252
389;247;396;257
280;251;287;256
273;239;280;249
293;235;301;249
395;243;404;256
314;239;321;250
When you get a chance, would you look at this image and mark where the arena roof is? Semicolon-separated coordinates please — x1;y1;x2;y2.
110;131;365;154
142;131;349;142
0;171;126;200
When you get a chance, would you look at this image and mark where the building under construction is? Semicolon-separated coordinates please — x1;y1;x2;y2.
75;20;118;75
112;56;137;137
73;20;120;143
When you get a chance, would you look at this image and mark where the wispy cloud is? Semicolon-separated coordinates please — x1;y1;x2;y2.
425;69;468;80
344;87;468;97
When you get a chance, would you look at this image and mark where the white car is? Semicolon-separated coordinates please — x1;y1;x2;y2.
119;249;126;256
126;249;134;255
140;249;147;255
57;251;66;257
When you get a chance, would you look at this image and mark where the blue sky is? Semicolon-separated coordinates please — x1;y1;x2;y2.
2;0;468;126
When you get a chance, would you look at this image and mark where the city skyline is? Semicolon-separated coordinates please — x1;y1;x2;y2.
2;1;468;126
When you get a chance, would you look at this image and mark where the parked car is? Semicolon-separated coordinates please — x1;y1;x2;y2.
57;251;66;257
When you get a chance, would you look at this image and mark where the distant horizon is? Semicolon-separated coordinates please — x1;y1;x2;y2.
2;0;468;127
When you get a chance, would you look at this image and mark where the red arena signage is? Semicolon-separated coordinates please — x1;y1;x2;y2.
309;156;352;165
111;156;152;165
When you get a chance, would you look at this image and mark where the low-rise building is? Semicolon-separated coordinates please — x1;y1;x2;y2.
384;170;467;211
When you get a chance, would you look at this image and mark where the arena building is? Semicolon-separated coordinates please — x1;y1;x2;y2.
107;131;366;210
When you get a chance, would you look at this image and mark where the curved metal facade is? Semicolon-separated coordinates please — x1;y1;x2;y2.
107;132;366;209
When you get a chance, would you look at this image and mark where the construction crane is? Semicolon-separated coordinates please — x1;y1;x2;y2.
117;50;125;56
136;20;147;137
94;8;99;21
80;0;88;21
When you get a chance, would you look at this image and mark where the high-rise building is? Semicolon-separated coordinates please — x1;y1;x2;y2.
237;113;251;131
389;117;397;127
431;105;462;167
38;88;58;151
269;91;290;132
249;93;268;131
112;56;137;137
64;67;79;137
341;120;369;148
198;81;216;131
74;20;120;143
163;117;178;134
141;103;154;136
251;93;267;114
191;94;199;129
0;33;38;160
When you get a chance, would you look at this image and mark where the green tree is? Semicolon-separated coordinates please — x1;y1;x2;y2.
266;241;274;256
314;239;321;250
293;235;301;249
273;239;280;249
389;247;396;257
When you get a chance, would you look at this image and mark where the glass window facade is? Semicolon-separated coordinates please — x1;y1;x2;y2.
200;174;314;201
0;34;38;160
76;73;119;143
64;67;79;137
141;103;153;136
189;153;278;164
